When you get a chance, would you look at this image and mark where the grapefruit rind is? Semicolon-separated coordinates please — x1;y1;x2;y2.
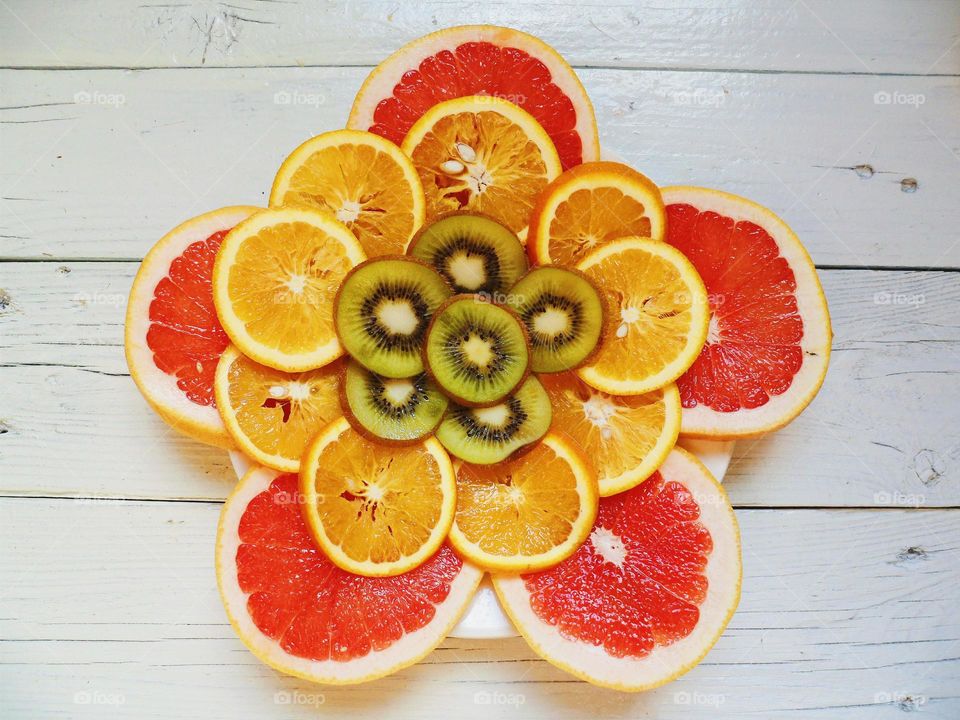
447;432;599;573
662;186;832;438
299;417;458;577
347;24;599;168
212;207;367;373
529;161;667;265
492;447;741;692
125;205;262;448
576;238;711;395
216;465;483;685
269;129;426;256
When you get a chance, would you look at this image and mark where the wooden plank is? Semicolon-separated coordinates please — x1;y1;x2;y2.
0;498;957;718
1;67;957;267
1;262;958;507
1;0;958;74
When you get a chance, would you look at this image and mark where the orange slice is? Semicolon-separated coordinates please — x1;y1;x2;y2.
448;433;598;573
269;129;425;257
541;373;681;496
214;345;342;472
300;417;456;577
576;238;709;395
212;207;366;372
528;161;666;266
400;95;562;239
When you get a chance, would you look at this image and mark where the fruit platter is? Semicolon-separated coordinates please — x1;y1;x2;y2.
125;25;831;691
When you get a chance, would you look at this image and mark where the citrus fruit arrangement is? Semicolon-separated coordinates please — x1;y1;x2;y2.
125;25;831;691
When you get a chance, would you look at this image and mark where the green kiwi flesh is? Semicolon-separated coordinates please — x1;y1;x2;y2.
436;376;552;464
341;359;448;444
407;212;528;296
506;267;604;373
334;256;451;378
424;295;530;406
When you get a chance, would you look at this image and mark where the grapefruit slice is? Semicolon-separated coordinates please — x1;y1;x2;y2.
448;432;598;573
401;95;562;239
348;25;599;171
216;466;482;684
576;238;710;395
125;206;261;447
662;187;832;438
214;346;342;472
300;417;456;577
541;373;681;496
493;447;741;691
269;129;425;257
529;161;666;266
212;207;366;372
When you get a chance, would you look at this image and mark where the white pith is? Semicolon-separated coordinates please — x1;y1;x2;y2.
216;465;483;684
661;186;832;437
493;448;741;691
125;206;261;443
447;252;487;290
376;299;419;335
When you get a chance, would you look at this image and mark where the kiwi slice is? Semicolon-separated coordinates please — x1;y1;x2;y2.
407;212;528;296
424;295;530;406
506;267;604;373
334;256;451;378
340;359;448;444
436;376;552;464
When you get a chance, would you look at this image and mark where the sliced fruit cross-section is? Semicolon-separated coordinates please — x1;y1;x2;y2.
334;256;452;378
529;161;666;266
493;448;741;691
449;432;598;572
348;25;599;170
401;95;562;239
270;129;425;257
436;376;552;465
126;205;261;447
577;237;709;395
542;373;681;496
212;207;366;372
424;294;530;406
663;186;832;438
217;466;482;684
300;417;456;577
214;345;341;472
340;359;449;445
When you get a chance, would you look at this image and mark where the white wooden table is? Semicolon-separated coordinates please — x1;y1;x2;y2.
1;2;959;717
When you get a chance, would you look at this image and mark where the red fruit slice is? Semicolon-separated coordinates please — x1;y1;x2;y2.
493;448;741;691
216;467;482;684
125;206;261;447
662;187;832;438
348;25;599;170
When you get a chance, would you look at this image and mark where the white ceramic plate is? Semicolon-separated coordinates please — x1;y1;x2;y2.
227;439;733;639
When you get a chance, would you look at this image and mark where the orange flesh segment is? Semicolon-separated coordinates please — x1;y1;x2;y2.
549;187;652;266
